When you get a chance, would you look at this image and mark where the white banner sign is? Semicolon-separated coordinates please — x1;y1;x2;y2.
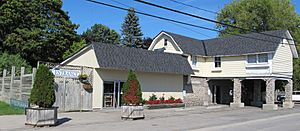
51;69;81;78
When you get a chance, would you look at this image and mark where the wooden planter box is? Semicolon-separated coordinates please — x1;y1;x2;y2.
121;105;145;120
25;107;58;126
145;103;185;110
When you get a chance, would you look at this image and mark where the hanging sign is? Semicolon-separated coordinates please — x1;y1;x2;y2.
51;69;81;78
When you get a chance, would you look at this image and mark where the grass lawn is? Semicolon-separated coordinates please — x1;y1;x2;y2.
0;101;24;115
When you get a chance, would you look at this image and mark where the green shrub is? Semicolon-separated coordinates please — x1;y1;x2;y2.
0;52;31;76
29;65;55;108
149;94;157;101
159;96;165;101
122;70;142;105
168;96;175;101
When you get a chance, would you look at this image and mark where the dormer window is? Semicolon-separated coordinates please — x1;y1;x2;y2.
164;39;168;46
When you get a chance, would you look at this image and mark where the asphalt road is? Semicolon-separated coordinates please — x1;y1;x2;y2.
1;105;300;131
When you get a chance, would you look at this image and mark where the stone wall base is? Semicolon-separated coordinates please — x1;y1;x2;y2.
262;104;278;110
283;102;294;109
230;103;244;108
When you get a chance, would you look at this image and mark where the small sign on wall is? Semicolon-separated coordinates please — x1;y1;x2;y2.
51;69;81;78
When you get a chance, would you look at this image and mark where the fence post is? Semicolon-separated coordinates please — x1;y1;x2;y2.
1;69;7;101
19;67;25;100
9;66;15;102
31;68;37;89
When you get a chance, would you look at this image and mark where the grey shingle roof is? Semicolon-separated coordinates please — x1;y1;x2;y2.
92;43;193;75
165;30;287;56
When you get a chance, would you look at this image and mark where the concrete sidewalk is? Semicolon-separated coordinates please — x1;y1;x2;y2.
1;105;299;131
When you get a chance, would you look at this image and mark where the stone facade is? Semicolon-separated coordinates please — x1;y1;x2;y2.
230;78;244;108
184;77;211;106
263;79;278;110
283;79;294;108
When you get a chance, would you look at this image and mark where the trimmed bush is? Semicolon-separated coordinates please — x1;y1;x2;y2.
149;94;157;101
29;65;55;108
122;70;142;105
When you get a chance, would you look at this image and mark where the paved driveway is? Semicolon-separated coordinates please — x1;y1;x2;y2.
1;105;300;131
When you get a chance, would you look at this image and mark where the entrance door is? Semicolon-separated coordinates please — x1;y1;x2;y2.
103;81;123;108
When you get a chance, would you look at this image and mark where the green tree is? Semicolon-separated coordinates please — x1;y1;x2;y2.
121;8;143;48
0;0;79;66
122;70;142;105
29;64;55;108
63;39;86;60
82;24;120;44
0;52;31;75
216;0;300;90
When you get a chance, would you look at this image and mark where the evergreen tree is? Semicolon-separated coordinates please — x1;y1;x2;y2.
82;24;120;44
63;39;86;60
122;70;142;105
121;8;143;48
29;65;55;108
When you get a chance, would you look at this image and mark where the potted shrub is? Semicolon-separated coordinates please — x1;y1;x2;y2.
78;74;89;83
26;65;58;126
121;70;144;120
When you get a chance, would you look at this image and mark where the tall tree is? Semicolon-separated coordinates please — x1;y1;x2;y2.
82;24;120;44
63;39;86;60
216;0;300;90
142;37;153;49
121;8;143;48
0;0;79;66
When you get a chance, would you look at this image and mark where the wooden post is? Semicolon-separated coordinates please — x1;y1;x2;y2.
31;68;37;89
9;66;15;102
19;67;25;100
1;69;7;101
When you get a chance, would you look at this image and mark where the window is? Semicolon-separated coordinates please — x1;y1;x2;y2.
214;57;221;68
164;39;168;46
247;54;269;64
191;56;197;66
247;55;257;63
258;54;268;63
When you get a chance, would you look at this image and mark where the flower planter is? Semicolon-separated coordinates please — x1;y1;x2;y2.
25;107;58;127
83;83;93;91
145;103;185;110
121;105;145;120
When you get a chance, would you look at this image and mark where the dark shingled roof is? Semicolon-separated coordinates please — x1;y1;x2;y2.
165;30;287;56
92;43;193;75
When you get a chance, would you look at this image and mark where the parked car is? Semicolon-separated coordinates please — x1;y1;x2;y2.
292;91;300;102
277;94;285;103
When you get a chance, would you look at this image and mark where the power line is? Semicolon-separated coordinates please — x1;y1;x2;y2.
134;0;295;41
168;0;218;15
109;0;211;39
86;0;293;45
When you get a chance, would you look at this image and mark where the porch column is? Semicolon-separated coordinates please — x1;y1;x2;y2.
283;79;294;108
230;78;244;108
252;80;262;107
263;79;278;110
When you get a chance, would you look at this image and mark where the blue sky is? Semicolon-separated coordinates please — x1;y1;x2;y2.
62;0;300;40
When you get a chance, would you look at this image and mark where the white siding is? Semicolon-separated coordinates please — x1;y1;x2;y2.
92;69;184;108
272;44;293;77
66;47;100;68
150;34;183;54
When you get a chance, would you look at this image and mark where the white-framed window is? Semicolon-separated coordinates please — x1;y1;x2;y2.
214;57;221;68
191;56;197;66
247;54;268;64
164;39;168;46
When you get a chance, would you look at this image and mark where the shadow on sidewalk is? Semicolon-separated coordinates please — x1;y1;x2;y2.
56;117;72;126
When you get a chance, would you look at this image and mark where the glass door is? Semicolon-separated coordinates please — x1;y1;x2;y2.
103;81;124;108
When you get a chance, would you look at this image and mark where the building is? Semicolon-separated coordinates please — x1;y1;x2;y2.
61;43;193;109
149;30;298;110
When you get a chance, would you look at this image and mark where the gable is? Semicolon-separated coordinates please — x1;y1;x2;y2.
149;32;183;54
62;46;100;68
